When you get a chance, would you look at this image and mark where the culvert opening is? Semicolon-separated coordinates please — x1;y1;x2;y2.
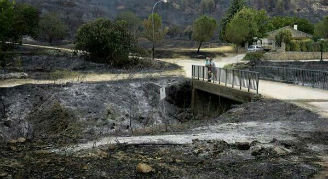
192;89;241;119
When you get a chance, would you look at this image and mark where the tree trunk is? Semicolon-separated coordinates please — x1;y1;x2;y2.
197;42;203;54
152;43;155;60
49;37;53;44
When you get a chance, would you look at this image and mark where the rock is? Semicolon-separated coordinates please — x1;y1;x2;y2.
8;140;17;144
273;146;291;156
108;144;116;150
235;142;251;150
0;172;8;177
251;146;264;156
96;150;108;159
17;137;26;143
10;146;17;151
82;165;89;170
136;163;153;174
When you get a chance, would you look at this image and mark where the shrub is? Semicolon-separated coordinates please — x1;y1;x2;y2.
300;41;307;52
243;52;264;61
275;30;292;47
289;40;301;51
305;41;314;52
75;18;135;67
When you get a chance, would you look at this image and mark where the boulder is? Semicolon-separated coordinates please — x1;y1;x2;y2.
17;137;26;143
136;163;153;174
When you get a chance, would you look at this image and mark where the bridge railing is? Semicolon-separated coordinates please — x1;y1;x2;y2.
192;65;260;94
252;66;328;90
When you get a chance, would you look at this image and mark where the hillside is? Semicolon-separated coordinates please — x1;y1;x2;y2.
16;0;328;33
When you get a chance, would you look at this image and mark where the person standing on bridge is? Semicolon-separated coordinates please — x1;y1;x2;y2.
210;58;217;81
205;57;212;82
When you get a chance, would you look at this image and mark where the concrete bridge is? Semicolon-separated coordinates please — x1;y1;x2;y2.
191;65;260;117
190;65;328;118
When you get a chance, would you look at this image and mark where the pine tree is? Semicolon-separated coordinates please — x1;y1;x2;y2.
219;0;246;41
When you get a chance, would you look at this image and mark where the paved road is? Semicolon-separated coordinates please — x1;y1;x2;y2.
259;80;328;117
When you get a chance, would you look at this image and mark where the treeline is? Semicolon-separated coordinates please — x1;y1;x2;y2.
0;0;68;48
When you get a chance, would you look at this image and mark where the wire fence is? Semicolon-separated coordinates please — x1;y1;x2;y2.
192;65;260;94
252;66;328;90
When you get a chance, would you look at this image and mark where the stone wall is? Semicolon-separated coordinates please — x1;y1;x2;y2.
263;52;328;61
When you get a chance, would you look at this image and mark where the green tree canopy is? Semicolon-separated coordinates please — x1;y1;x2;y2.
143;13;167;58
116;11;141;38
275;30;292;47
39;12;68;43
75;18;135;67
0;0;39;49
225;8;268;47
219;0;245;41
143;13;167;44
314;16;328;39
192;15;218;53
14;3;40;38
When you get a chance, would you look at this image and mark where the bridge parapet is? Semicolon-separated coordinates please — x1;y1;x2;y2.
192;65;260;94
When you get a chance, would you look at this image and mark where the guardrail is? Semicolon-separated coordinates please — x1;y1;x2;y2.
252;66;328;90
192;65;260;94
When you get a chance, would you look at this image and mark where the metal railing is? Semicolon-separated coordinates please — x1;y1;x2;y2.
192;65;260;94
252;66;328;90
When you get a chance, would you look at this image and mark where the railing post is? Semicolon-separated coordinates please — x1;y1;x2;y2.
232;70;235;88
218;68;221;84
239;70;242;90
203;66;205;81
225;69;228;86
198;66;200;80
248;73;251;92
256;72;259;94
192;65;194;79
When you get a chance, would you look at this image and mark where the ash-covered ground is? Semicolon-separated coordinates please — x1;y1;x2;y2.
0;97;327;178
0;53;328;178
0;78;192;144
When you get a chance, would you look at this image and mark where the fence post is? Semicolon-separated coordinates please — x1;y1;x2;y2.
192;65;194;79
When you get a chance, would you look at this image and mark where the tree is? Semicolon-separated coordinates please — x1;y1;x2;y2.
167;25;183;39
0;0;15;49
219;0;245;41
0;0;39;49
314;16;328;39
225;8;263;48
200;0;215;14
116;11;141;38
192;15;217;53
143;13;167;59
39;12;68;44
275;30;292;47
13;3;40;38
75;18;135;67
